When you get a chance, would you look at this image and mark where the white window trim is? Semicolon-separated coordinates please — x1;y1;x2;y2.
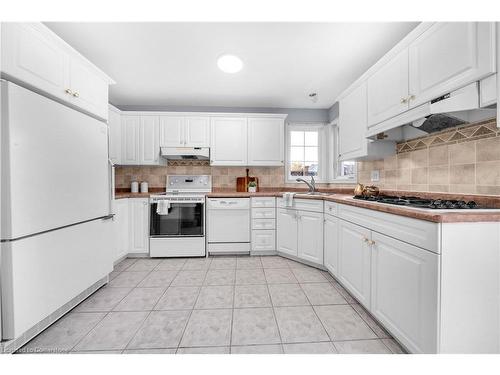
329;120;357;183
285;122;328;183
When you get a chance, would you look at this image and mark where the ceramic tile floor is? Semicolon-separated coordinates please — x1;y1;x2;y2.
18;256;406;354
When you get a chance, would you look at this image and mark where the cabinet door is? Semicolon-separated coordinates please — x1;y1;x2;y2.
121;115;140;164
371;232;439;353
68;57;109;120
367;49;409;126
129;198;149;254
297;210;324;265
139;116;160;165
185;116;210;147
338;219;371;308
409;22;496;108
277;208;298;257
247;117;284;166
1;23;70;103
159;116;184;147
108;106;121;164
210;117;248;165
114;199;129;261
324;214;339;277
339;82;368;159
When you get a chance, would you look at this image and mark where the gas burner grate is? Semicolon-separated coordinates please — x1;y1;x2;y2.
353;195;481;209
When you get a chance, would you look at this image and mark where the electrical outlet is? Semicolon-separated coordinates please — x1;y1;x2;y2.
371;170;380;182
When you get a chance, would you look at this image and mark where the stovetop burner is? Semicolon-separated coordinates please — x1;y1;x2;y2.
353;195;482;209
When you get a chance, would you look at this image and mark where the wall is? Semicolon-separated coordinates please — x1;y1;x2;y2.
114;105;330;123
115;164;355;190
357;118;500;195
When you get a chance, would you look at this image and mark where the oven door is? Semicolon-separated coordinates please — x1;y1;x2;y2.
150;201;204;237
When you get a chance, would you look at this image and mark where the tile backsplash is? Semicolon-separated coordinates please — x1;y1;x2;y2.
115;164;354;190
357;118;500;195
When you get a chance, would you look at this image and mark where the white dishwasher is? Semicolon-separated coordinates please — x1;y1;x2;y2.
207;198;250;254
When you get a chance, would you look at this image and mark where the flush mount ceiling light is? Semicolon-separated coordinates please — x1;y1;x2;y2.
217;54;243;73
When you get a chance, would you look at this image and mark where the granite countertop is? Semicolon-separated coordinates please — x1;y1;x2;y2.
115;188;500;223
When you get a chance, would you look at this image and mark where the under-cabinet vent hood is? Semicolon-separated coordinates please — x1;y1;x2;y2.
160;147;210;160
367;82;496;140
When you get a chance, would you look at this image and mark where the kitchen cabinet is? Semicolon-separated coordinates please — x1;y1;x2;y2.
108;105;122;164
408;22;496;109
297;210;323;265
210;117;248;165
128;198;149;255
277;208;298;257
367;49;409;126
247;117;284;166
339;82;395;160
121;115;161;165
1;23;112;120
139;116;160;164
480;74;497;107
323;213;339;277
338;219;371;308
370;231;439;354
113;198;129;261
159;115;210;147
251;197;276;254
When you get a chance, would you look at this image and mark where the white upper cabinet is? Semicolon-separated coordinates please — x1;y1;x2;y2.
159;115;210;147
185;116;210;147
108;105;122;164
367;49;409;126
247;117;285;166
210;117;248;165
121;115;140;164
339;82;368;159
408;22;496;108
121;115;160;165
139;116;160;164
1;23;113;120
159;116;184;147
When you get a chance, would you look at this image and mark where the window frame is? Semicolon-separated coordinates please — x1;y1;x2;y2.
285;122;327;183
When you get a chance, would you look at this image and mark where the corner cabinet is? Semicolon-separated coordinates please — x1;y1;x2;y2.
247;117;284;166
210;117;248;165
0;23;113;120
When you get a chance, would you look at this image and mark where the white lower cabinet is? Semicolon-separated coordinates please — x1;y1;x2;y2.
297;210;323;265
128;198;150;255
251;230;276;252
277;208;298;257
323;213;339;277
277;203;323;266
338;219;372;308
113;198;130;262
370;232;439;354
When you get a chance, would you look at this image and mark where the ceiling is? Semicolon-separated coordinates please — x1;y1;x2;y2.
45;22;419;109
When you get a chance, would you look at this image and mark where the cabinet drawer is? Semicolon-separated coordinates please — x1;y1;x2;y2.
252;230;276;251
277;198;323;213
324;201;338;217
252;218;276;230
252;207;275;219
251;197;276;208
338;204;440;253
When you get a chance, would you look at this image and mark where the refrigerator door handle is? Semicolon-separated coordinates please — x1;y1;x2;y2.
108;159;115;219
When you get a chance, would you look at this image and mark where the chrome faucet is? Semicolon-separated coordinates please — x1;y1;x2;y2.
296;175;316;193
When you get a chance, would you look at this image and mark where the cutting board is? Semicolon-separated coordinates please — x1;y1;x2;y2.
236;169;259;192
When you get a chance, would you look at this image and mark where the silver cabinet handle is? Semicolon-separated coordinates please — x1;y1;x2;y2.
72;91;80;98
65;88;73;95
400;97;408;104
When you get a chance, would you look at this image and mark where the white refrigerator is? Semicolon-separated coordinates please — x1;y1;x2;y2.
0;80;114;342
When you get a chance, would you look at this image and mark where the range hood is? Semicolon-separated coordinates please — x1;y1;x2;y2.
367;82;496;140
160;147;210;160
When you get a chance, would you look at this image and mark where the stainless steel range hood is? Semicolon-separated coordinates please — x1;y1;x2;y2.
160;147;210;160
367;82;496;140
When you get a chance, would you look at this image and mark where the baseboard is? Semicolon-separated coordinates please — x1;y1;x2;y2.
1;276;109;354
251;250;278;256
276;252;326;271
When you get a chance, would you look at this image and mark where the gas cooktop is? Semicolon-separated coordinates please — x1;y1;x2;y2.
353;195;484;210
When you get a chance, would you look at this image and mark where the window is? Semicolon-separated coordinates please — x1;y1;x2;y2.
286;122;356;183
286;124;326;182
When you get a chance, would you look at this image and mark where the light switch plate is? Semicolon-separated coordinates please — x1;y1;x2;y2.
371;170;380;182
